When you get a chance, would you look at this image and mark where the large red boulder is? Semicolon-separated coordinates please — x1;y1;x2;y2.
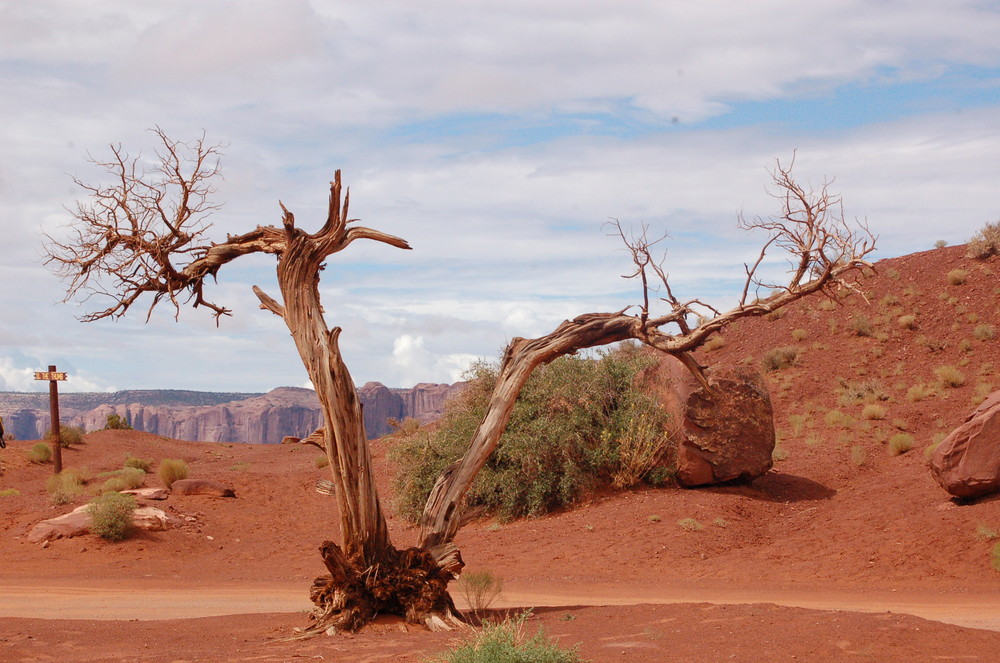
929;391;1000;499
647;356;775;487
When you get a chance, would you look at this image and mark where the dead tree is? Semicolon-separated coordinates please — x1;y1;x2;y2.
45;132;874;634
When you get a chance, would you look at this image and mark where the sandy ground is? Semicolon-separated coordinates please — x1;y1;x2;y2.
2;246;999;661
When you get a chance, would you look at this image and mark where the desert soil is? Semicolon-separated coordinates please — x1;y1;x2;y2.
1;246;999;662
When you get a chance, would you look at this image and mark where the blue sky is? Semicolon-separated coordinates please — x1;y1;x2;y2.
2;0;1000;393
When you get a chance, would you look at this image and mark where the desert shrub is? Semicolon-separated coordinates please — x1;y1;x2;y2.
88;491;137;542
791;328;808;341
677;517;704;532
27;442;52;464
610;390;676;489
314;454;330;469
823;410;855;429
459;570;504;620
935;365;966;388
850;315;874;337
761;346;799;371
924;431;947;460
966;221;1000;259
861;403;886;420
837;378;888;405
885;267;901;280
818;298;837;311
934;239;948;249
104;413;133;430
429;611;580;663
158;458;189;488
788;413;809;434
388;417;422;436
46;425;85;448
973;324;996;341
46;469;89;504
975;524;998;540
888;433;915;456
123;456;152;473
906;383;934;402
99;467;146;493
947;269;968;285
896;314;917;330
0;488;20;497
702;334;725;352
392;347;673;521
992;542;1000;573
850;444;867;466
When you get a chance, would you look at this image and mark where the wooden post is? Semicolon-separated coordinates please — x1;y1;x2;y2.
34;366;68;474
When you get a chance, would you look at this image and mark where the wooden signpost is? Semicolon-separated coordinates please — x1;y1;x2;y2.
34;365;67;474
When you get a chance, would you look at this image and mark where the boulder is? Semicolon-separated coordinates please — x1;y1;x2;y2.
170;478;236;497
929;391;1000;499
132;506;171;531
649;356;775;487
122;487;169;500
27;505;91;543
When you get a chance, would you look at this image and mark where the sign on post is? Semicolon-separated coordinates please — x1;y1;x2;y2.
34;366;68;474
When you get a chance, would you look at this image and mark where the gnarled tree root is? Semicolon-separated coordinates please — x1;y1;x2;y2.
291;540;465;638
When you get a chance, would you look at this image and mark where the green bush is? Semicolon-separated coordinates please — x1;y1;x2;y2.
158;458;189;488
428;611;580;663
46;469;90;504
46;426;85;448
104;414;133;430
27;442;52;464
459;570;504;620
99;467;146;493
124;455;152;473
392;347;673;522
88;491;137;541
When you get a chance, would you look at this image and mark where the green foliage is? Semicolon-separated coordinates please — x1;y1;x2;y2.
158;458;189;488
392;347;674;522
427;612;581;663
677;517;704;532
27;442;52;464
459;570;504;620
992;542;1000;573
104;414;133;430
966;220;1000;259
0;488;20;497
46;469;90;504
123;455;152;473
46;426;85;447
761;346;799;371
88;491;137;541
100;467;146;493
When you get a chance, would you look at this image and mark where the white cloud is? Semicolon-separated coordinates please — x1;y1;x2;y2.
3;1;1000;392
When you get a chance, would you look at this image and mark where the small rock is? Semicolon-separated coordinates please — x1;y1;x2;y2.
41;540;50;549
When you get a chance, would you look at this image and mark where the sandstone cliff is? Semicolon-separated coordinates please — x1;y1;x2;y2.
0;382;463;443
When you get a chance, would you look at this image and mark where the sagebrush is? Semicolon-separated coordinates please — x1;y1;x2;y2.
88;491;137;541
427;611;580;663
158;458;189;488
392;346;675;522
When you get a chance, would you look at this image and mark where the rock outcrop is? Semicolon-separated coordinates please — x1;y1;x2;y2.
648;356;775;487
929;391;1000;499
0;382;464;443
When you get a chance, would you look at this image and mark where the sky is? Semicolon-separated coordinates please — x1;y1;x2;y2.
2;1;1000;394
